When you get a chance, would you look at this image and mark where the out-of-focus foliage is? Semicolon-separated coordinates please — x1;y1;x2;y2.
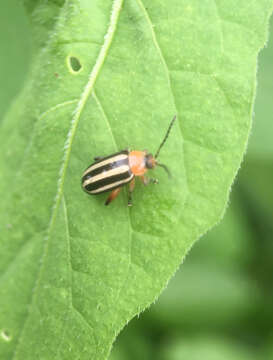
0;2;272;360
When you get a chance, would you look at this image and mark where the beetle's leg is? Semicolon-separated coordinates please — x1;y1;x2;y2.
105;187;121;206
128;178;135;207
140;175;159;186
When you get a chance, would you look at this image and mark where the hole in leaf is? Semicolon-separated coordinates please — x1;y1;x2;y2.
67;56;82;73
1;330;11;342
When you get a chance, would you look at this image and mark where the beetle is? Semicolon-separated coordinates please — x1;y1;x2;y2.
81;115;176;206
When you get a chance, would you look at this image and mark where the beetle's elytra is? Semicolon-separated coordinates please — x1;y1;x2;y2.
81;115;176;206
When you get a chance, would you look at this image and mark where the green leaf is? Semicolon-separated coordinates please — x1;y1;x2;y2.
0;1;31;121
0;1;272;359
22;0;65;51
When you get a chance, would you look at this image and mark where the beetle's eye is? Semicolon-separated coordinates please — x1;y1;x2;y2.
145;154;155;169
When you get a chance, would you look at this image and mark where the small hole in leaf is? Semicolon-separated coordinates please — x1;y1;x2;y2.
67;56;82;73
1;330;12;342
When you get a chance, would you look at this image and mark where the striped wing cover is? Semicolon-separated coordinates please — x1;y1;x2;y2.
82;150;134;194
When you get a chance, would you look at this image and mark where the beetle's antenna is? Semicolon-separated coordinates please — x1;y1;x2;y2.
155;115;176;159
157;162;172;178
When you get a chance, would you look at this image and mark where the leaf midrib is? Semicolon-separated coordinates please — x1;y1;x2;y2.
11;1;124;358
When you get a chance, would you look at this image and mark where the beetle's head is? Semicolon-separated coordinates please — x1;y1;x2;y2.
145;153;171;178
145;153;156;169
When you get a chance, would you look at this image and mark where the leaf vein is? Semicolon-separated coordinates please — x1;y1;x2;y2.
92;90;133;306
55;197;73;357
10;0;124;357
212;0;224;54
62;195;73;307
0;100;78;294
136;0;190;197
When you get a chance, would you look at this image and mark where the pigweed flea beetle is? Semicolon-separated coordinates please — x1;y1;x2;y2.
81;115;176;206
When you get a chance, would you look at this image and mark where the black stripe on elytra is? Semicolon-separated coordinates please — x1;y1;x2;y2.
84;171;132;192
84;157;129;180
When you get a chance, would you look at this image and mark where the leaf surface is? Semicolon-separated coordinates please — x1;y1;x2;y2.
0;0;272;359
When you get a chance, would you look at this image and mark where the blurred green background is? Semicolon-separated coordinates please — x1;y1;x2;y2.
1;2;272;359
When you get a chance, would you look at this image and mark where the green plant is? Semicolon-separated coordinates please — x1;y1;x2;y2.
0;1;272;359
